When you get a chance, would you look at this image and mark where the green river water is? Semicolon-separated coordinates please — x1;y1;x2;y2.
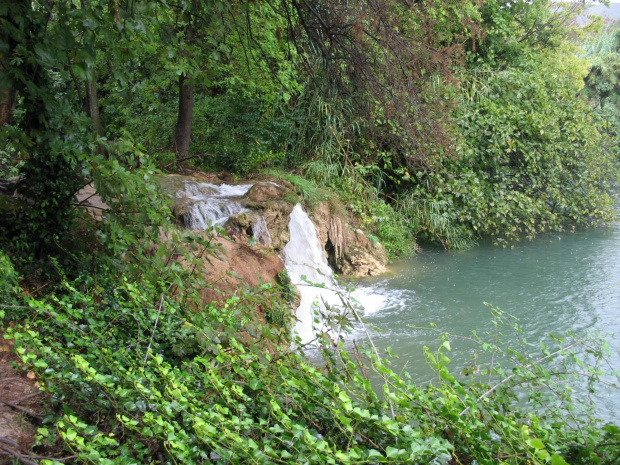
350;213;620;423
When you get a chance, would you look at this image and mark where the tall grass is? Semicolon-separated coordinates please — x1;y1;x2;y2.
398;196;477;250
582;27;620;56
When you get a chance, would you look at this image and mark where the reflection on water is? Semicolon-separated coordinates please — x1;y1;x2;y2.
350;219;620;423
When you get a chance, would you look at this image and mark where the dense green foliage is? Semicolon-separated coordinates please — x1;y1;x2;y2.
583;22;620;159
1;0;620;463
406;48;616;246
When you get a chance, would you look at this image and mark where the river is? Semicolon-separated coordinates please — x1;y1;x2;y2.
349;214;620;423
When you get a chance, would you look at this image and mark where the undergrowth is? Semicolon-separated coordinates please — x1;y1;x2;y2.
262;169;331;208
2;254;619;464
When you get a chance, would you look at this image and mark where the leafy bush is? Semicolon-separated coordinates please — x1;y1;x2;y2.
263;170;330;207
397;196;476;250
0;250;20;312
582;24;620;164
403;50;617;247
349;197;416;258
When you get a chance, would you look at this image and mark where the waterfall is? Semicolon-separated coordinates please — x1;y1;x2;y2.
176;181;253;229
174;180;343;343
283;204;342;344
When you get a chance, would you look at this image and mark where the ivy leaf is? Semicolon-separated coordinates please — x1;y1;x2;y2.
385;446;406;458
248;378;262;391
528;438;545;450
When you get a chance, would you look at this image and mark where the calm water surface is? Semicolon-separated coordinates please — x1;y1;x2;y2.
350;216;620;423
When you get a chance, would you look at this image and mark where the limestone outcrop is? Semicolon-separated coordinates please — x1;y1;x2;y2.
309;202;387;277
164;173;388;278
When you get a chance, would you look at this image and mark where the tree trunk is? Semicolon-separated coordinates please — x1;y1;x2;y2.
85;68;103;137
0;87;17;127
173;73;194;158
0;61;17;126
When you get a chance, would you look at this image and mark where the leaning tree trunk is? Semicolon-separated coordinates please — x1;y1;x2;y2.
173;73;194;159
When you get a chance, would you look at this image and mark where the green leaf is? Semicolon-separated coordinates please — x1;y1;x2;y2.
551;455;570;465
385;446;405;458
528;438;545;450
64;428;77;441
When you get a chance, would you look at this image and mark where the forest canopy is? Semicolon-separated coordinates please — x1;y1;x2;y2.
1;0;617;252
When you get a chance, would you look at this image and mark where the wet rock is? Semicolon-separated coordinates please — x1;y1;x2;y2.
340;247;387;277
227;212;272;246
310;202;388;277
261;202;294;250
228;212;255;233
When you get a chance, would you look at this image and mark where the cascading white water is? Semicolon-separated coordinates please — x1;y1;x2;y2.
176;181;253;229
283;204;342;344
252;216;272;246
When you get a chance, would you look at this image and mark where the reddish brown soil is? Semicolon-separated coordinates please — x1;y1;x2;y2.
0;335;43;465
198;237;285;305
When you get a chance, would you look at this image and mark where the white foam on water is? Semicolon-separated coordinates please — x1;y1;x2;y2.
282;204;413;344
210;183;254;197
177;182;253;199
185;201;249;229
350;287;388;316
178;182;217;200
343;284;415;342
351;284;413;316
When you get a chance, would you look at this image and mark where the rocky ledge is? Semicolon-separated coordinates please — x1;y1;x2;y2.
163;173;388;279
